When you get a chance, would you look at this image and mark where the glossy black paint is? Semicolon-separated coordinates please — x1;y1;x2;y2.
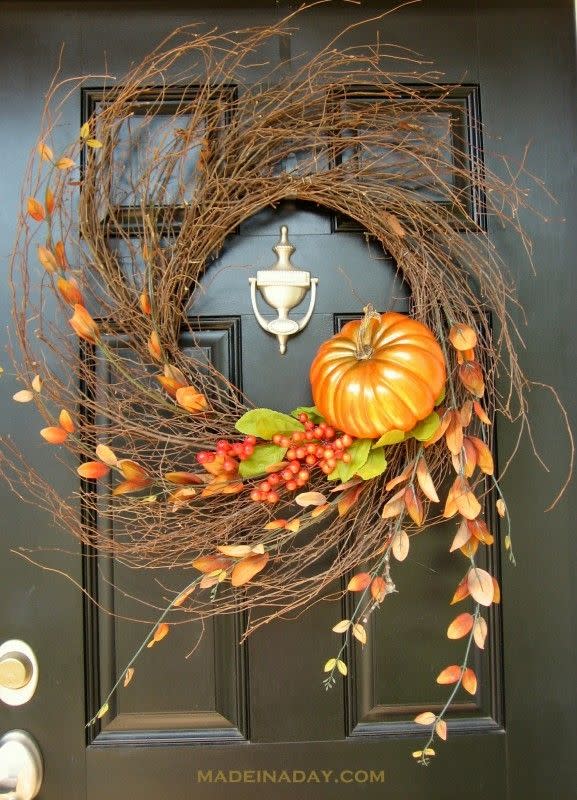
0;2;575;799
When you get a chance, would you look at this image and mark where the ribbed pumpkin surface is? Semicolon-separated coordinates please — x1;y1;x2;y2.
310;311;446;439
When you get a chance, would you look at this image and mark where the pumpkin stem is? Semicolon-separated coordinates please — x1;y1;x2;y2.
355;304;381;359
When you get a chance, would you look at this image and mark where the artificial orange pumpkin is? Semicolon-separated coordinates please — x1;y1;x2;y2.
309;307;446;439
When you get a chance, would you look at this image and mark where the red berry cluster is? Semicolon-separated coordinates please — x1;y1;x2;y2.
251;414;354;504
196;436;257;473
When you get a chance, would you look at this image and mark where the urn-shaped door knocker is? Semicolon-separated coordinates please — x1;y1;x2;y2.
249;225;318;354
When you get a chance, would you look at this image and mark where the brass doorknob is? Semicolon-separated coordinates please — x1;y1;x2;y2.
0;655;32;691
0;643;38;707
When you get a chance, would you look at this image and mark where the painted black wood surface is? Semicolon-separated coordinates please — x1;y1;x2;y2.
0;2;575;799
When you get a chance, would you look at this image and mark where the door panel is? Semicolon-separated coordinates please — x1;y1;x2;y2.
0;3;575;800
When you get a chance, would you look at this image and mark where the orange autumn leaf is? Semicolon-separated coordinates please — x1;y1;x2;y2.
199;571;225;589
168;487;197;504
231;552;269;587
113;480;152;496
192;555;231;574
164;364;188;384
462;668;477;695
436;719;448;741
468;436;494;475
347;572;371;592
447;612;474;640
458;361;485;398
460;437;478;477
40;426;68;444
221;481;244;496
77;461;110;479
391;529;410;561
173;585;195;608
473;616;488;649
57;276;83;305
147;330;162;361
37;141;54;161
449;323;477;351
156;375;186;397
457;347;476;364
54;240;68;269
338;483;363;517
416;457;439;503
13;389;34;403
295;491;326;507
45;186;55;215
69;304;99;343
467;566;494;606
37;245;58;273
385;463;412;491
139;292;151;315
27;197;45;221
492;577;501;604
450;575;471;604
118;460;148;481
263;519;288;530
56;156;76;170
310;503;330;519
217;544;253;558
473;401;492;425
58;409;75;433
371;576;386;602
467;518;494;545
460;537;479;558
414;711;436;725
153;622;170;643
450;518;471;552
452;476;481;520
95;444;118;466
436;665;462;685
123;667;135;687
164;471;203;485
404;484;424;526
443;482;459;519
445;410;464;456
175;386;208;413
381;489;405;519
460;400;473;427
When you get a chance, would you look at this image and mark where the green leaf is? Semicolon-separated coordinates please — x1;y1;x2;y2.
356;447;387;480
235;408;303;440
373;429;406;448
291;405;324;423
338;438;372;483
327;464;343;481
408;411;441;442
238;444;287;478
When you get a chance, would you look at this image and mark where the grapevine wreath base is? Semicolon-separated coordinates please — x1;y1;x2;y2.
1;7;572;762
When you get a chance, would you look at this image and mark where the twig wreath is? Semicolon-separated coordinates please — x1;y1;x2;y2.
2;6;573;763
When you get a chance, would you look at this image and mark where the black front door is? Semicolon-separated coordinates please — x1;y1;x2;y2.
0;3;575;800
